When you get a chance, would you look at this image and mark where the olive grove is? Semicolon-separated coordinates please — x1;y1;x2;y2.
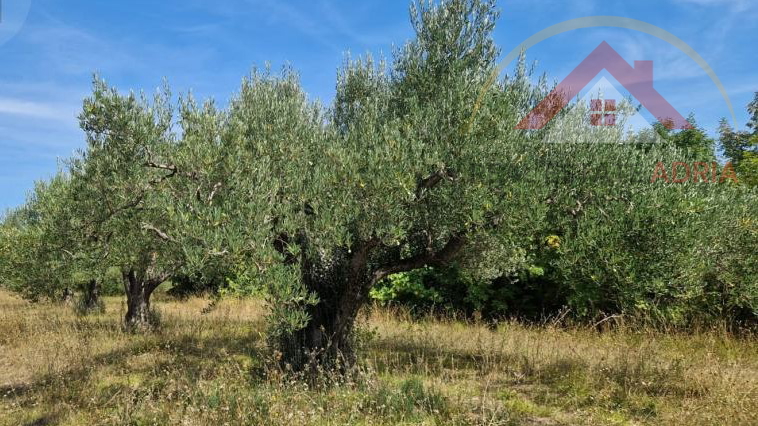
0;0;755;374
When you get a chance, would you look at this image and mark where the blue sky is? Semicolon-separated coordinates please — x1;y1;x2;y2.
0;0;756;211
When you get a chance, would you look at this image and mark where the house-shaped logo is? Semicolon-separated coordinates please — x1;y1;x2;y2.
516;41;692;130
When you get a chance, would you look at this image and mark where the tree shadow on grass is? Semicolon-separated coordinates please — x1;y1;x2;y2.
367;338;523;376
1;331;267;424
0;383;34;399
369;337;613;388
367;334;705;418
22;415;61;426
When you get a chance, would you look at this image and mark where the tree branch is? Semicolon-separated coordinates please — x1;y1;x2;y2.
207;182;222;204
145;161;178;174
144;156;199;183
415;168;456;200
372;233;466;284
141;223;175;242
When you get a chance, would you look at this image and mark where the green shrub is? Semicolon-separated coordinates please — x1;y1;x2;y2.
100;267;124;296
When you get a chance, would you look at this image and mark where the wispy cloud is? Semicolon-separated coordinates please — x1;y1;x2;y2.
0;97;79;123
197;0;406;52
169;23;224;36
505;0;598;17
727;82;758;97
673;0;754;12
20;16;134;76
243;0;344;51
597;31;707;81
316;0;408;47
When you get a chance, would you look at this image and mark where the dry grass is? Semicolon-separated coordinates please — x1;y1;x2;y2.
1;290;756;425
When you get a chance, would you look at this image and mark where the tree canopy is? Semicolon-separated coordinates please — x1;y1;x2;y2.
0;0;755;371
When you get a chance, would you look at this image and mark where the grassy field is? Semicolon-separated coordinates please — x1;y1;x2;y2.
1;290;756;425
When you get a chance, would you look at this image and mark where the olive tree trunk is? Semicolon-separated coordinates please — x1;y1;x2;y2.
277;235;465;374
278;243;375;373
83;279;100;310
76;279;103;315
61;287;73;303
122;269;161;331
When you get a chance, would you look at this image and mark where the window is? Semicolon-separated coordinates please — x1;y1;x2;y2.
590;99;616;126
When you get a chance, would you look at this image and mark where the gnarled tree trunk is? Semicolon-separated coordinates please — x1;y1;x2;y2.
278;241;376;374
61;287;73;304
122;269;161;331
82;279;101;311
76;279;103;315
276;235;466;374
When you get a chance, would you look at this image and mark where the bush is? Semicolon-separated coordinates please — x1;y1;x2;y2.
100;267;124;296
370;182;757;327
166;272;225;299
370;264;563;320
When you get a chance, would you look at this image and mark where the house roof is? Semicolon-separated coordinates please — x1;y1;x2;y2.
515;41;692;130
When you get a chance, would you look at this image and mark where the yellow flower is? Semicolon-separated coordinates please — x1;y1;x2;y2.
546;235;561;249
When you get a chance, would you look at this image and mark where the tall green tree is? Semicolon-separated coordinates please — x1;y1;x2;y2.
180;0;551;372
0;174;85;302
719;92;758;186
71;80;191;329
655;114;716;162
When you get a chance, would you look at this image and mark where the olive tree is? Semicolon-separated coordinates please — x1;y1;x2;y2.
177;0;550;372
70;80;191;329
0;173;100;304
